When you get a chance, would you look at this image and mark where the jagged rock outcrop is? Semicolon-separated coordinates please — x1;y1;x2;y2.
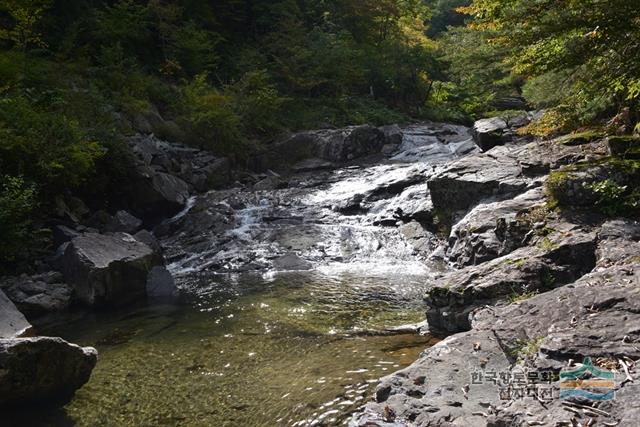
125;135;230;222
446;187;547;267
426;227;597;334
59;232;163;306
427;137;607;221
0;337;97;406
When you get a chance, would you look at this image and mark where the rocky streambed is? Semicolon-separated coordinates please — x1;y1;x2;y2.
2;115;639;427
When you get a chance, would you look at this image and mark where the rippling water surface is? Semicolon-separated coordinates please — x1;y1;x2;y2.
9;123;475;426
18;271;436;426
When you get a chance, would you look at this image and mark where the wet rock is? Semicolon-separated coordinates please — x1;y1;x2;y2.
104;210;143;234
272;253;313;271
333;194;366;214
399;221;435;255
447;187;546;267
0;272;72;319
427;146;529;217
0;290;33;338
380;124;403;146
291;158;336;172
0;337;97;406
371;184;434;225
133;229;162;255
60;232;163;306
428;138;608;220
254;176;284;191
146;266;178;299
125;135;230;221
426;229;597;334
135;172;190;223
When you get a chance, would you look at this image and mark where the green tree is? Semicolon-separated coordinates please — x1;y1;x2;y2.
460;0;640;128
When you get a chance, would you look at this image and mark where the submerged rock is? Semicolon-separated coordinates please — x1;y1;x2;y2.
272;253;313;271
60;232;163;306
0;337;97;406
146;266;178;299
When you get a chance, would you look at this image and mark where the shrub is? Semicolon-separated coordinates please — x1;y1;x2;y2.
0;176;37;264
0;93;103;194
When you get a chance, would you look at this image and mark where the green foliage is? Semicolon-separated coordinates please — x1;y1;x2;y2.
460;0;640;129
508;288;537;303
0;93;102;192
585;180;629;217
510;336;544;363
433;26;520;119
0;176;37;264
0;0;51;52
183;73;245;154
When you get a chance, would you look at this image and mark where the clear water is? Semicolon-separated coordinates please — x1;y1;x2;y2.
10;271;436;427
6;123;474;426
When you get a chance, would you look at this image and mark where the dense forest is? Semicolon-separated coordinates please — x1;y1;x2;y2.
1;0;639;269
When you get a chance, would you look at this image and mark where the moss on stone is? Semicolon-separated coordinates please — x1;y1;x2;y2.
556;131;603;146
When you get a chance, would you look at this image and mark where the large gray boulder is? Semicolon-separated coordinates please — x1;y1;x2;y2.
0;337;97;406
471;112;534;151
128;170;190;223
472;116;509;151
60;232;163;306
268;125;386;168
104;210;143;234
0;290;32;338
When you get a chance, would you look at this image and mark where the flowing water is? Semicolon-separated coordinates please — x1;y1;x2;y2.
11;123;475;427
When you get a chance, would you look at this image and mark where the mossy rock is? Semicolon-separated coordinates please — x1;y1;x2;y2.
556;131;603;146
607;135;640;158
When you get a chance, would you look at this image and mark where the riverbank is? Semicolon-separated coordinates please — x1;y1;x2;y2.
351;125;640;426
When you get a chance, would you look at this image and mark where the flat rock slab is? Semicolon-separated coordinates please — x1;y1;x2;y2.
0;337;97;406
427;138;607;219
0;290;32;339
